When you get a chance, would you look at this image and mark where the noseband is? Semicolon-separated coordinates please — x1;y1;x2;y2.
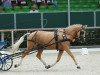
78;30;85;43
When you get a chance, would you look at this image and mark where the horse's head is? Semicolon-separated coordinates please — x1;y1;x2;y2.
76;25;87;43
65;24;87;43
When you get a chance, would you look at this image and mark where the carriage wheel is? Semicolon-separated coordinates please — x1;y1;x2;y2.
1;54;13;71
0;58;3;70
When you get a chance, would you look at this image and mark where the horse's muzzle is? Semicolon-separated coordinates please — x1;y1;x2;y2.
78;35;86;43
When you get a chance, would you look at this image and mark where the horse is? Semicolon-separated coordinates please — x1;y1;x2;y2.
12;24;87;69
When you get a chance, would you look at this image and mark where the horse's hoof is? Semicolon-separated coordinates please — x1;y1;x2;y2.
77;66;81;69
45;65;51;69
14;65;18;68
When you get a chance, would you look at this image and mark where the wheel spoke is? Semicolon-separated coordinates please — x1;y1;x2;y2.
0;59;3;70
1;54;13;71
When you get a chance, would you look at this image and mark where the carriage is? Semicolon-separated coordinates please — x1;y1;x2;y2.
0;41;13;71
0;41;37;71
0;24;87;71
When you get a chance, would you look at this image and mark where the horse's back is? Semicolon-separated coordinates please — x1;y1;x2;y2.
28;31;54;43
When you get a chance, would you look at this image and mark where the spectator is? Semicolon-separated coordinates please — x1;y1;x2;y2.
54;0;58;10
25;0;33;9
98;0;100;7
0;0;3;12
45;0;53;9
45;0;48;9
11;0;17;10
0;0;2;5
17;0;24;9
2;0;12;10
36;0;42;9
29;5;39;13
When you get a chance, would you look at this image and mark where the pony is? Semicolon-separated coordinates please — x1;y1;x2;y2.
12;24;87;69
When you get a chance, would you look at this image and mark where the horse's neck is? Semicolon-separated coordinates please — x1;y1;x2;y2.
67;28;79;40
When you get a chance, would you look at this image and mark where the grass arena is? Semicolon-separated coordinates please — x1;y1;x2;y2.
1;50;100;75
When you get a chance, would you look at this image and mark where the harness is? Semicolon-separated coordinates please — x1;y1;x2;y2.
54;29;71;51
54;30;59;51
28;30;71;51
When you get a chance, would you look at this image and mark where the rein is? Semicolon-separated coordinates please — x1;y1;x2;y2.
28;31;38;43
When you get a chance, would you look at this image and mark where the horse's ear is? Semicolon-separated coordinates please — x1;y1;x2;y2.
82;25;87;29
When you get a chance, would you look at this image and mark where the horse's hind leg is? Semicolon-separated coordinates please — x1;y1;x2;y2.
36;49;48;68
46;50;64;69
14;41;34;68
14;48;29;68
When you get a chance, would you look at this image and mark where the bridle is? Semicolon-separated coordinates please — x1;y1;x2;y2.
75;26;86;43
58;26;86;43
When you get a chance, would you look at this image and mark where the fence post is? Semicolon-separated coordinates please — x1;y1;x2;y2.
41;12;44;28
94;11;96;27
1;32;4;42
68;0;70;26
14;13;17;29
11;31;14;46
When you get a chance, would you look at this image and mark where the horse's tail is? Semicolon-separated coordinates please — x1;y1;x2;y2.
12;33;30;54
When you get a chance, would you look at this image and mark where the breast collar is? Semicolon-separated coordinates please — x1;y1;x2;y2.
58;29;72;42
61;29;80;40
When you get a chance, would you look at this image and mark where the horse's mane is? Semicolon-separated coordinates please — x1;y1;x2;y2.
67;24;82;29
58;24;82;32
65;24;82;31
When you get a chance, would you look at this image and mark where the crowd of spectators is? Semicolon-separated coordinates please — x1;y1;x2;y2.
97;0;100;8
0;0;54;12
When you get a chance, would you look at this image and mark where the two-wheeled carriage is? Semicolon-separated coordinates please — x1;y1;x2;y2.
0;41;13;71
0;41;37;71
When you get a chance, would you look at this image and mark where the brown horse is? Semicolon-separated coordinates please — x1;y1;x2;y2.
13;24;87;69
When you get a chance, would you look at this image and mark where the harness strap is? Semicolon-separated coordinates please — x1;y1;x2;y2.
54;30;59;51
28;30;72;51
62;29;72;42
28;31;38;43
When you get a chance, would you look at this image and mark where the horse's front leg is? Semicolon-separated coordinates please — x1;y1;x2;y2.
36;49;48;68
63;43;81;69
45;50;64;69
